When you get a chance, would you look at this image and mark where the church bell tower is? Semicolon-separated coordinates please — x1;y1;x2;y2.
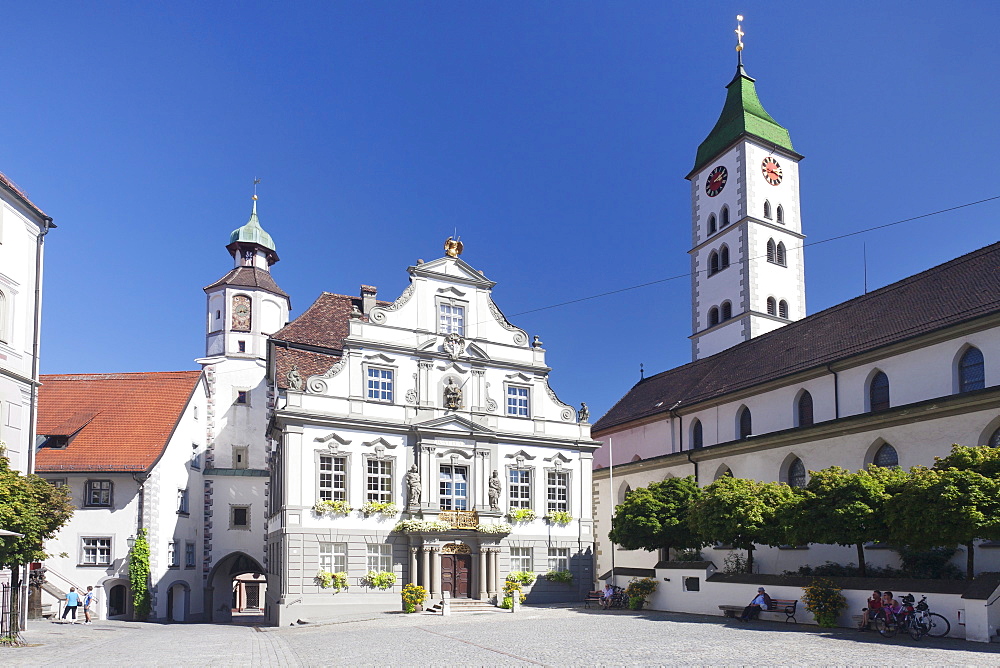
687;17;806;361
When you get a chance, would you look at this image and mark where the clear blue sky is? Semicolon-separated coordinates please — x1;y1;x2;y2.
4;2;998;421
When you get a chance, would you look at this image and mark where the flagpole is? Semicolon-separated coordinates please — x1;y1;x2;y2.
608;437;615;583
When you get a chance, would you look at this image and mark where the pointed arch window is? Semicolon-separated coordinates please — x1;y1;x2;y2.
708;214;717;234
692;419;703;449
873;442;899;468
709;251;720;276
776;242;787;266
869;371;890;412
787;457;807;488
721;206;730;227
958;347;985;393
989;427;1000;448
776;205;784;225
764;200;772;219
738;406;752;440
779;300;789;319
715;465;732;481
708;307;720;327
721;301;732;321
720;245;730;269
797;390;814;427
767;239;776;263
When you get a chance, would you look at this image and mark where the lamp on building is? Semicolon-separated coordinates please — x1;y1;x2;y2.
126;535;136;549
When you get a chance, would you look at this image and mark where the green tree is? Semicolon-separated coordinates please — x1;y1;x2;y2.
0;454;74;635
129;529;152;620
885;466;1000;579
792;467;891;577
608;476;703;556
933;444;1000;478
687;476;797;573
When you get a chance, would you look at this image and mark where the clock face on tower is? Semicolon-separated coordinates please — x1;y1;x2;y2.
705;166;728;197
761;157;783;185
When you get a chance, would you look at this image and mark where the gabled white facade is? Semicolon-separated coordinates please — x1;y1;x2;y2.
0;176;51;476
266;252;599;626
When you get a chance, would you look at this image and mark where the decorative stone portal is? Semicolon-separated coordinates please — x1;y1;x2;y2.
441;553;472;598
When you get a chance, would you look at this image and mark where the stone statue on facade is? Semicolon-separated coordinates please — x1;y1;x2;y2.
444;378;462;410
488;469;501;511
578;402;589;423
287;365;303;391
406;465;421;509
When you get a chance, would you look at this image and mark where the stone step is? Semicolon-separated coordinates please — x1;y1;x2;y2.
425;599;502;614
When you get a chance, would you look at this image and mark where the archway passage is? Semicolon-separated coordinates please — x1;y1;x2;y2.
206;552;266;623
108;583;127;618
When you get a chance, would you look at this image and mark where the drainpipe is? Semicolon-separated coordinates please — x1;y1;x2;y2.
826;363;840;419
20;214;50;632
26;215;52;475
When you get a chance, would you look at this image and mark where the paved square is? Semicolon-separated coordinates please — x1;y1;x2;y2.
5;605;1000;666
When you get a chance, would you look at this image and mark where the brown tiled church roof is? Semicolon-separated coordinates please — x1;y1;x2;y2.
593;241;1000;435
204;267;289;299
271;292;390;389
36;371;202;472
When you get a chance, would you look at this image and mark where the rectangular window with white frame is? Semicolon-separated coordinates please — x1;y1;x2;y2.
318;455;347;501
506;386;530;417
438;303;465;335
546;470;569;513
185;541;196;568
366;367;394;402
367;544;393;572
177;488;189;515
320;542;348;573
439;465;468;511
510;546;532;572
366;459;393;502
508;468;531;509
547;547;569;572
81;537;112;566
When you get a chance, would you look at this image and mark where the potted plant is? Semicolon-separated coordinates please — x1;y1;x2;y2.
361;501;399;518
500;578;527;609
545;569;573;584
802;577;847;627
313;500;352;516
315;570;349;592
544;510;572;525
625;577;658;610
364;570;397;590
508;508;536;523
401;583;427;613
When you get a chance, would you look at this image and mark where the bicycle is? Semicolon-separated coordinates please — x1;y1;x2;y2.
911;595;950;638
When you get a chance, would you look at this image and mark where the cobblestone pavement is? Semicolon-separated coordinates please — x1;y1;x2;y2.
5;605;1000;666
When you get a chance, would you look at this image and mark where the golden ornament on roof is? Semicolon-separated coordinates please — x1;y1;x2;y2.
444;236;464;258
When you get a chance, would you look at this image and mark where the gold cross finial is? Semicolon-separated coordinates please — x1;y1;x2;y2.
735;15;745;53
252;177;261;201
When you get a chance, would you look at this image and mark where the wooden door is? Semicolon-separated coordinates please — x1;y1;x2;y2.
441;554;472;598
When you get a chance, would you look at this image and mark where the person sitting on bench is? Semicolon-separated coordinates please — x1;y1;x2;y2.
739;587;772;621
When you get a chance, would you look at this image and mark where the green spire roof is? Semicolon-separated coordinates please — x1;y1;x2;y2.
229;200;276;252
691;65;795;175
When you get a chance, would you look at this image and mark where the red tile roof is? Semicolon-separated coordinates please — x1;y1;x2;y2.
0;170;48;219
36;371;202;473
270;292;390;389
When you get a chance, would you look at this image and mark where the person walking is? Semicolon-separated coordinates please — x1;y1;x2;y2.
61;587;81;623
82;586;96;624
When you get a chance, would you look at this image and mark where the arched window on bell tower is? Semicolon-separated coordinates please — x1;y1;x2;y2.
763;200;772;219
708;214;717;234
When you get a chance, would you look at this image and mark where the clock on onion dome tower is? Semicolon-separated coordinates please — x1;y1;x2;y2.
685;16;807;361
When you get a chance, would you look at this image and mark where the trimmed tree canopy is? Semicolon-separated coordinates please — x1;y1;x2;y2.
609;476;702;553
0;455;74;570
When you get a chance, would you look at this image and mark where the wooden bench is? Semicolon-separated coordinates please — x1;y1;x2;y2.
719;599;799;623
584;591;604;608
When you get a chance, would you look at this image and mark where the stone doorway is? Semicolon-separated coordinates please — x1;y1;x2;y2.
441;553;472;598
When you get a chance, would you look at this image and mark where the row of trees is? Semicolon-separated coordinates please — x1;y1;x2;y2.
0;450;74;636
609;445;1000;580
